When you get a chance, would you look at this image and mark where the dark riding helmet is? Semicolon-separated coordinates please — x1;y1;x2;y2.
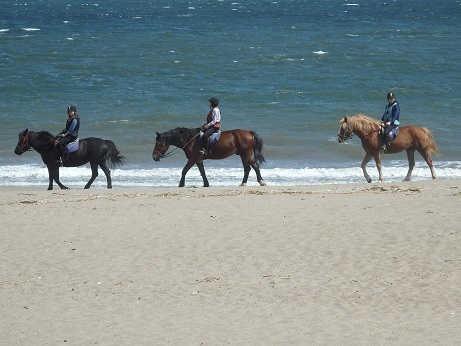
386;92;396;100
67;105;77;112
208;97;219;107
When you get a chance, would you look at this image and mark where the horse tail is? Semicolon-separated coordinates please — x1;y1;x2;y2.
250;131;266;164
105;140;125;168
422;127;440;154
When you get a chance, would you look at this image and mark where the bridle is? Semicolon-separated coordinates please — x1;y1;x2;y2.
153;140;174;158
153;132;201;159
16;134;33;153
338;124;355;141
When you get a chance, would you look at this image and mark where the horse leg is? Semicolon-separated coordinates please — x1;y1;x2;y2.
239;165;251;186
99;161;113;188
179;159;196;187
250;161;266;186
196;161;210;187
373;153;384;182
361;153;374;183
48;165;68;190
84;163;99;189
404;148;416;181
417;149;437;180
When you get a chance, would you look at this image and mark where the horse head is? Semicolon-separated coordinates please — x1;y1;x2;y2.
152;131;170;161
14;129;31;155
152;128;200;161
337;117;354;143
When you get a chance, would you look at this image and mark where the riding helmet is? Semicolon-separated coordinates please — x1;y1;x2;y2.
67;105;77;112
386;92;395;100
208;97;219;107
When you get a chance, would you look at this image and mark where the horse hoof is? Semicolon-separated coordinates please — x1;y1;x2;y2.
239;183;247;186
259;180;266;186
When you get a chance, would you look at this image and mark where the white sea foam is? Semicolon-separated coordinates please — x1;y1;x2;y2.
1;162;460;188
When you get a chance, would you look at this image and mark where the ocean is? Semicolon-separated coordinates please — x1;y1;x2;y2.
1;0;460;188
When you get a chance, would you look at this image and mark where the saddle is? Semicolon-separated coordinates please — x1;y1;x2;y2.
199;131;221;154
54;138;79;159
379;126;399;142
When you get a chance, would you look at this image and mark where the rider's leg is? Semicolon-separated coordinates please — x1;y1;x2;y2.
200;128;215;154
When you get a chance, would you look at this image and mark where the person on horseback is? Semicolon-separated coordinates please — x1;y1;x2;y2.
56;105;80;164
380;92;400;151
200;97;221;155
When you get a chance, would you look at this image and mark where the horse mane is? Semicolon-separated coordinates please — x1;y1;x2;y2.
348;113;380;133
164;127;200;143
33;131;56;148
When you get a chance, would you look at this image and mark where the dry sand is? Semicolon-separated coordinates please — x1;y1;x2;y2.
1;180;460;345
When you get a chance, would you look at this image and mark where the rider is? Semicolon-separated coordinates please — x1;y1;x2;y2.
200;97;221;154
380;92;400;150
56;105;80;163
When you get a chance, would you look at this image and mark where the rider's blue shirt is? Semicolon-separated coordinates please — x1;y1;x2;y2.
381;101;400;126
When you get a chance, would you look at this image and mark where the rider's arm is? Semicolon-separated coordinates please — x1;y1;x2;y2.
381;106;387;122
66;119;78;135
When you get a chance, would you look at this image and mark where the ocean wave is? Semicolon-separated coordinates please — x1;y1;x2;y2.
1;162;460;189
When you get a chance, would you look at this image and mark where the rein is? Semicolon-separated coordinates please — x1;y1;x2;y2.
158;132;201;158
339;124;380;141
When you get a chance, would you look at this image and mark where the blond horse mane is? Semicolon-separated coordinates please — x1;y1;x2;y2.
347;113;380;133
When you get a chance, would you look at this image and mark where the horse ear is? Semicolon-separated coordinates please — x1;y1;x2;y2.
156;131;160;137
23;129;29;135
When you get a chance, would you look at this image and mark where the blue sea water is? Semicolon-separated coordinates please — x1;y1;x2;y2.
1;0;460;188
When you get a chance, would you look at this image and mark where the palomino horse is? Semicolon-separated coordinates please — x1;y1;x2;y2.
15;129;124;190
152;127;266;187
337;114;439;183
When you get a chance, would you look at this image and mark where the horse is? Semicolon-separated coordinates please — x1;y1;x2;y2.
337;114;439;183
152;127;266;187
14;129;124;190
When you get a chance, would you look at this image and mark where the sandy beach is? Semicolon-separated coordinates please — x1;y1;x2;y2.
1;180;460;345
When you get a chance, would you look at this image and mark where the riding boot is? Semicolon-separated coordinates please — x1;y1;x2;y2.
61;145;68;164
199;138;207;155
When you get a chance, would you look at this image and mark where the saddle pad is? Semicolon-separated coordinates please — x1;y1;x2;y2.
210;131;221;144
67;139;79;153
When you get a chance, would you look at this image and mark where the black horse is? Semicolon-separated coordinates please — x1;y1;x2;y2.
14;129;124;190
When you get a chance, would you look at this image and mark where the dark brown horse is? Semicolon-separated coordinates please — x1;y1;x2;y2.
15;129;124;190
152;127;266;187
337;114;439;183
